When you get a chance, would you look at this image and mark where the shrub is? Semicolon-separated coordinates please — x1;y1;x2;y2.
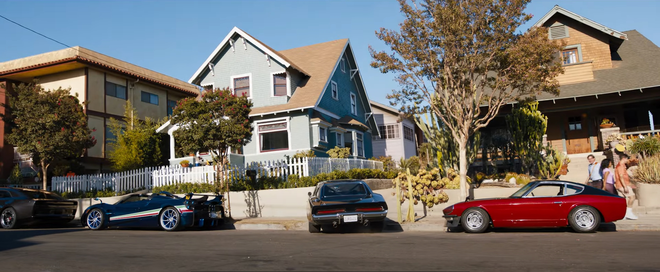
153;183;218;194
630;136;660;158
399;156;421;175
326;147;351;158
393;168;450;209
634;155;660;184
292;150;316;159
370;156;397;172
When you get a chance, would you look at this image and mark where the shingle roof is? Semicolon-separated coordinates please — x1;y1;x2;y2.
249;39;348;116
0;46;200;96
537;30;660;101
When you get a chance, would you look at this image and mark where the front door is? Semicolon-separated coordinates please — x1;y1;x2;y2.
565;116;591;154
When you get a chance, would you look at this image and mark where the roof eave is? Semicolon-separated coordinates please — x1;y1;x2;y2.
533;5;628;40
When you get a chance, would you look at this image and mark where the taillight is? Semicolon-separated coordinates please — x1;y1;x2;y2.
355;207;383;212
317;209;345;214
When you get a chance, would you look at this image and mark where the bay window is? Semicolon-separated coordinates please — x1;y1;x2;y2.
258;120;289;152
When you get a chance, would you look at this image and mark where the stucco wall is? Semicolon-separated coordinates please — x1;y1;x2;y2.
87;68;105;112
87;115;105;158
133;82;168;120
37;69;85;101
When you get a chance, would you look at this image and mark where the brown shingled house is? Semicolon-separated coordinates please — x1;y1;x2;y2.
485;5;660;157
0;46;200;181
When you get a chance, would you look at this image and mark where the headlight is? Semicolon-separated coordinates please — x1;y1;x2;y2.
443;205;454;215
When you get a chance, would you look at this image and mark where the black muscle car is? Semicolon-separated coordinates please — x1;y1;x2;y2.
306;180;388;233
0;187;78;229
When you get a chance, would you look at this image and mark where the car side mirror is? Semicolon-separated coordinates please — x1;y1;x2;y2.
95;197;103;204
308;192;312;197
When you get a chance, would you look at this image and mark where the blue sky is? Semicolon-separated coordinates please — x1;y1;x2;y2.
1;0;659;106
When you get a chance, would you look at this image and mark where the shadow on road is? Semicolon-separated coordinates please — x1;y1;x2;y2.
446;222;617;233
0;226;85;252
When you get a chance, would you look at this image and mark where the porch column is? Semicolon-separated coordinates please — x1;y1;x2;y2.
168;131;175;160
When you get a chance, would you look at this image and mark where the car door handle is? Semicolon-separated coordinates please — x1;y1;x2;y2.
553;201;563;204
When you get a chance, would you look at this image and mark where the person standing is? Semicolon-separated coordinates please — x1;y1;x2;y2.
615;154;638;220
586;154;603;188
600;159;616;195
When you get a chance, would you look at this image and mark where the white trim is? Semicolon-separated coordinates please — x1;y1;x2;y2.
286;71;292;96
254;117;291;154
314;106;340;120
188;26;306;83
310;119;332;128
329;126;347;133
319;127;328;143
249;106;313;117
270;71;289;97
200;82;215;92
331;81;338;100
350;92;357;115
230;73;253;99
533;5;627;40
313;40;349;108
156;120;171;133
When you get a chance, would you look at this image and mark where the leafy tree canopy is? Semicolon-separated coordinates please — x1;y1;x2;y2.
1;82;95;189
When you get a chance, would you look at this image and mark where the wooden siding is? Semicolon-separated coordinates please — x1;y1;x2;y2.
556;62;594;85
547;15;614;70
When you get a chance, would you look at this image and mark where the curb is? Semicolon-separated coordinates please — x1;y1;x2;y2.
230;220;660;232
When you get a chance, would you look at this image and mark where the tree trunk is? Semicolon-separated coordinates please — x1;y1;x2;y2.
459;140;469;201
40;160;48;191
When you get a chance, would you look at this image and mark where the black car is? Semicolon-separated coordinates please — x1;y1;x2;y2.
306;180;388;233
0;187;78;229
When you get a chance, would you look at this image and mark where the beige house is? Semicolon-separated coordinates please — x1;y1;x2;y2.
0;46;199;178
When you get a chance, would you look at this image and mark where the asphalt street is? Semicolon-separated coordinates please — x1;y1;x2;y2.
2;226;660;272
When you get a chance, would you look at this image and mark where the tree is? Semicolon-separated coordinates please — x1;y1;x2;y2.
505;100;547;175
170;88;253;195
1;82;96;189
326;146;351;158
370;0;564;199
107;101;164;172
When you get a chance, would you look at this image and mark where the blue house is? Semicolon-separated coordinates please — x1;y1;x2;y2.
157;27;379;165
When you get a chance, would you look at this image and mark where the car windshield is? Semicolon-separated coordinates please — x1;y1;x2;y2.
509;183;535;198
322;183;367;197
19;190;64;200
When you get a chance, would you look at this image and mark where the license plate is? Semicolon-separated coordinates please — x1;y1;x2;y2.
344;215;358;223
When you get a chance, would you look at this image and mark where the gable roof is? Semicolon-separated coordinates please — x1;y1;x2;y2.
537;30;660;101
370;100;402;116
534;5;627;40
188;27;309;84
0;46;200;96
249;38;349;116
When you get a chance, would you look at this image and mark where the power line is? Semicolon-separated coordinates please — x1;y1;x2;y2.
0;14;72;48
0;14;200;93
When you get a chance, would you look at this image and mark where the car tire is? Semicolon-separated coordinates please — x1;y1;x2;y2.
1;207;19;229
308;222;321;233
369;221;384;233
568;205;601;233
461;208;490;233
159;207;182;231
85;208;107;230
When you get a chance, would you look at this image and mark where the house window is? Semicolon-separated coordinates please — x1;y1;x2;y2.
258;121;288;152
340;58;346;73
568;116;582;131
331;81;338;100
562;48;578;65
141;91;159;105
233;76;250;98
273;73;287;96
105;82;127;99
167;100;177;116
404;126;414;141
336;132;344;147
319;127;327;142
203;84;213;92
356;132;364;157
377;124;400;139
350;93;357;115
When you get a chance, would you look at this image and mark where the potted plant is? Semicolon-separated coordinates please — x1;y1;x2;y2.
632;155;660;207
600;118;614;128
180;160;190;168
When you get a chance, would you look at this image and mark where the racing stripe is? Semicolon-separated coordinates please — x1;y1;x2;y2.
110;206;194;221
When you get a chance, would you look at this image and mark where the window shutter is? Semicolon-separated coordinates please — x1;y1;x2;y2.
550;25;568;40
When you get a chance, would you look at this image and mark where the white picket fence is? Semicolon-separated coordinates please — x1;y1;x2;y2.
52;157;383;194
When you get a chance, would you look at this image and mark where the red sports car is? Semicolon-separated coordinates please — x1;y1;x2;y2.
442;180;627;233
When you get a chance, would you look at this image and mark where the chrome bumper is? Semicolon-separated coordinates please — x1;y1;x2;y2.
311;210;388;225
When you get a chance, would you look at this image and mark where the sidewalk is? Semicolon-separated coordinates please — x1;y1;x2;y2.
228;207;660;232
